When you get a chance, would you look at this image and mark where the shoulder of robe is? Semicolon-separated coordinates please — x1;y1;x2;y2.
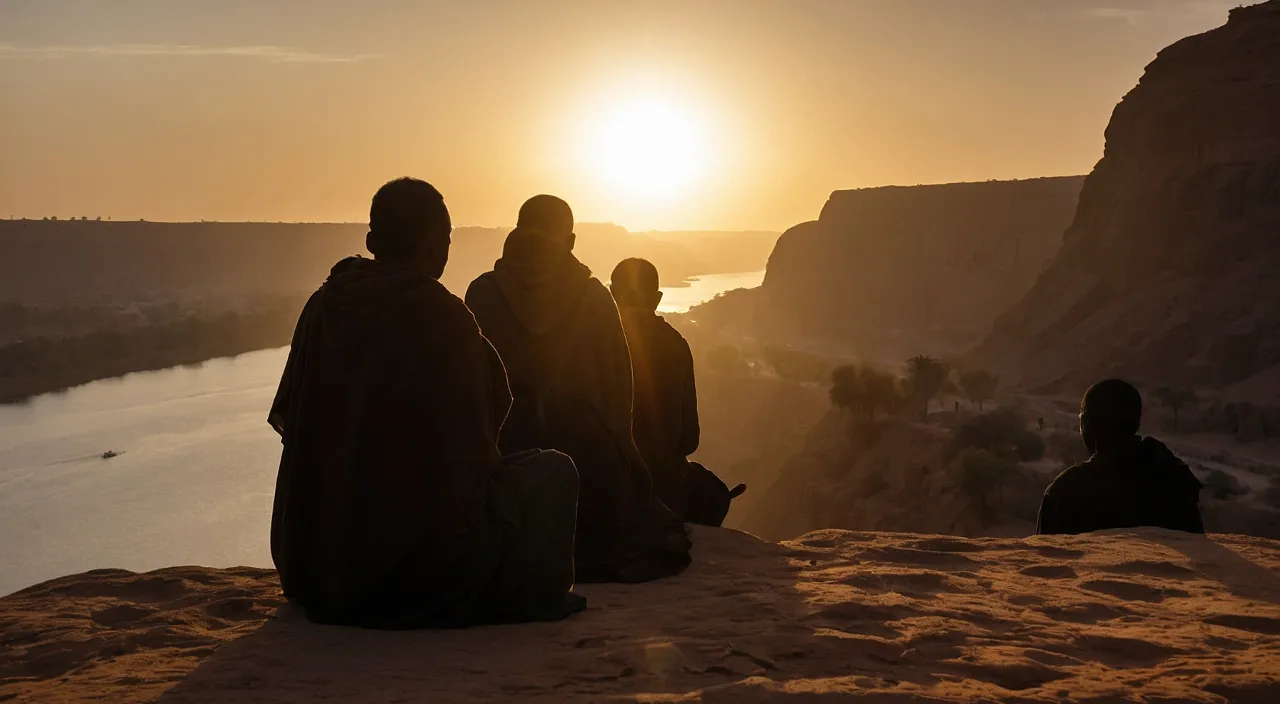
1042;458;1096;498
402;278;481;337
655;317;693;356
582;277;621;314
463;272;498;307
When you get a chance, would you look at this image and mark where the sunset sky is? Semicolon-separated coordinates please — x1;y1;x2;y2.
0;0;1257;231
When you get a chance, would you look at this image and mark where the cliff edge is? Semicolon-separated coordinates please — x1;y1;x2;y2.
3;527;1277;702
972;1;1280;392
757;176;1083;359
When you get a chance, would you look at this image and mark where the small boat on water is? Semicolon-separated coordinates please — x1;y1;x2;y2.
101;450;121;459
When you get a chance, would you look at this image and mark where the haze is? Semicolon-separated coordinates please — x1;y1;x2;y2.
0;0;1252;230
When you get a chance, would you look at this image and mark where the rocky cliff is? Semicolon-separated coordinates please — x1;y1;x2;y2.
3;526;1277;702
972;1;1280;392
756;176;1083;359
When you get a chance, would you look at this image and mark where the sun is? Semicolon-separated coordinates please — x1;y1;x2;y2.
585;96;709;203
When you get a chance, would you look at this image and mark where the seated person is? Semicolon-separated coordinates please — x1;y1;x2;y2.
1037;379;1204;535
268;178;584;628
466;195;691;583
609;258;745;527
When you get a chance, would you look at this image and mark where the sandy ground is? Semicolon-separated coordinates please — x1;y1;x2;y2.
2;526;1278;703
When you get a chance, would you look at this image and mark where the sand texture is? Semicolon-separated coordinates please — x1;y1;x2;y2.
2;526;1278;703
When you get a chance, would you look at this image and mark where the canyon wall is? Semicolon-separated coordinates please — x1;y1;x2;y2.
972;1;1280;393
755;176;1083;360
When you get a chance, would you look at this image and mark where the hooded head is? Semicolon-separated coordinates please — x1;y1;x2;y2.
365;177;452;280
1080;378;1142;455
610;257;663;313
489;194;592;335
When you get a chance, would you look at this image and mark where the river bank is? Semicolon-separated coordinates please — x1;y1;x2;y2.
0;300;302;405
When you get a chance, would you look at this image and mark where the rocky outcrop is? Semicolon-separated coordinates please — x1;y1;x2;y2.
2;526;1277;703
756;176;1083;358
973;2;1280;392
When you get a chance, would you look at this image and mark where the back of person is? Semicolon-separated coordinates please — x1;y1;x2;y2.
269;179;582;628
620;309;697;507
611;258;744;527
1037;379;1204;536
1037;436;1204;535
466;196;691;583
272;259;498;625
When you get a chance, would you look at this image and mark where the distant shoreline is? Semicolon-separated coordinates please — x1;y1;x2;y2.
0;305;300;406
1;270;766;405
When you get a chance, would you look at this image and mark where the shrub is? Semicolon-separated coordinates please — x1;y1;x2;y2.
1204;469;1247;501
954;448;1017;523
946;409;1042;463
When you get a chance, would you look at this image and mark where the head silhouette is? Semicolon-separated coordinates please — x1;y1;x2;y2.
516;194;575;251
1079;379;1142;454
610;258;663;312
366;177;452;280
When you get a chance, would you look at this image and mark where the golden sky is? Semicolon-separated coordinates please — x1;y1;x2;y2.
0;0;1256;231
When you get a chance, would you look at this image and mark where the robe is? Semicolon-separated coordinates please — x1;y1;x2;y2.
1037;436;1205;535
620;308;743;527
466;231;691;583
621;309;699;513
269;256;581;628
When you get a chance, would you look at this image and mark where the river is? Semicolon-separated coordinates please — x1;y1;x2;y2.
0;270;763;595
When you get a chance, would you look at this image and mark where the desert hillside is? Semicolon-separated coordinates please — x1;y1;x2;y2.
751;176;1083;358
972;1;1280;395
2;526;1277;703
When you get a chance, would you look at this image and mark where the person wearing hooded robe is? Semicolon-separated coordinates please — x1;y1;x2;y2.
609;258;746;527
268;178;584;628
1037;379;1205;535
466;195;691;583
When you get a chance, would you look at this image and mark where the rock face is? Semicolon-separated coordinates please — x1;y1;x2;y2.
973;2;1280;392
2;527;1278;703
757;176;1083;358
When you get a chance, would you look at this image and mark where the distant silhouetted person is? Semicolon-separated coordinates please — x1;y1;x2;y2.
268;178;583;628
610;258;745;527
466;196;691;583
1037;379;1204;536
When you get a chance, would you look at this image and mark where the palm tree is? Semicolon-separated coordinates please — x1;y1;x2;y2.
906;355;948;421
1153;386;1197;433
959;370;999;410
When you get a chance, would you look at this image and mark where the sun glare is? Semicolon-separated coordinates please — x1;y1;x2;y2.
585;96;709;203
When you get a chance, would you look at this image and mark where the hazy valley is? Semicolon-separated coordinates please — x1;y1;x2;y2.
4;2;1280;701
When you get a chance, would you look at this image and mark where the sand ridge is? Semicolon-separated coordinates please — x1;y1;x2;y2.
2;526;1278;702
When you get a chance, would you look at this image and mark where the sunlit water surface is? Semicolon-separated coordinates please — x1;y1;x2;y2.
0;271;762;595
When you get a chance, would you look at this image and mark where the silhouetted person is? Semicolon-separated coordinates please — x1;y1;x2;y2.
610;258;745;527
1037;379;1204;536
466;196;691;583
268;178;583;628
